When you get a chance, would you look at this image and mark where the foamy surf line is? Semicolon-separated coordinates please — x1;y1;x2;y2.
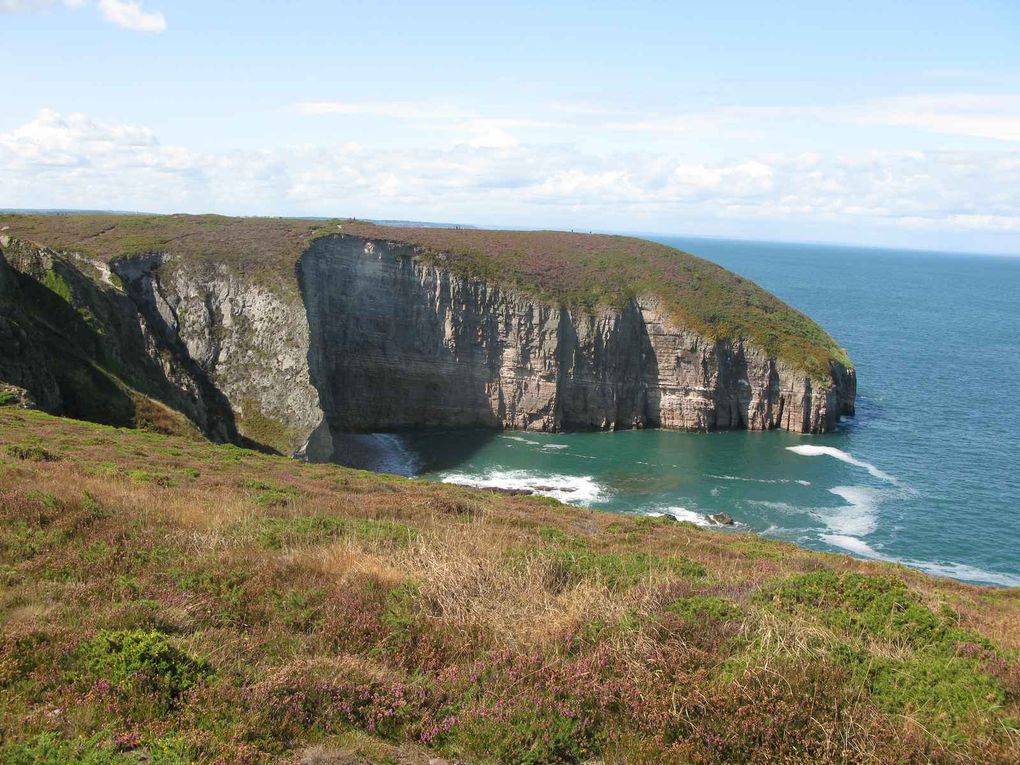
646;507;714;527
818;535;1020;587
440;469;604;505
786;445;897;483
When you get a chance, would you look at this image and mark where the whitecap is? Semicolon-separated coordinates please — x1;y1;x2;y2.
905;560;1020;588
821;533;881;558
785;445;896;483
439;469;604;505
542;444;569;450
655;506;713;527
503;435;541;446
819;485;881;537
706;473;790;484
795;480;811;486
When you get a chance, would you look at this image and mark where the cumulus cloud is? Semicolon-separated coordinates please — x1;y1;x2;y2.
0;0;165;32
96;0;164;32
1;109;1018;242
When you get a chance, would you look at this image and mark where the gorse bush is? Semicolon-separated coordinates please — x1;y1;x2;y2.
0;732;193;765
5;443;58;461
763;570;968;648
79;629;212;701
247;514;419;549
545;548;706;590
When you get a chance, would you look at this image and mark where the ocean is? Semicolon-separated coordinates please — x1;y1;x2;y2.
333;237;1020;587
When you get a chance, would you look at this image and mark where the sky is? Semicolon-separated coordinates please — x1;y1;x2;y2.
1;1;1018;254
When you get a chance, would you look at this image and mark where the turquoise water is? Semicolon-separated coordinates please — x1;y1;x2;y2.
339;238;1020;587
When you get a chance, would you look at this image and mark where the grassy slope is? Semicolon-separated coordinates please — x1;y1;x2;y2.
1;407;1016;764
1;213;850;381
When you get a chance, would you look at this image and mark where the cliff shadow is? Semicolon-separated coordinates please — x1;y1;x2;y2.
556;299;663;430
297;235;501;467
110;256;258;448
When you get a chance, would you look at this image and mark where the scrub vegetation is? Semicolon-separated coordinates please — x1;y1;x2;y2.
1;408;1016;764
1;213;850;380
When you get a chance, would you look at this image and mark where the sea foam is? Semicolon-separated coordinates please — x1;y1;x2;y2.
822;485;881;536
786;445;896;483
440;469;603;505
820;534;880;558
652;506;713;527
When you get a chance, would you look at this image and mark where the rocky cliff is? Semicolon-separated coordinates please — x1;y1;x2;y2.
300;236;855;449
0;216;855;460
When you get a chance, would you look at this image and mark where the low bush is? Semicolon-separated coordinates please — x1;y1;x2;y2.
78;629;212;701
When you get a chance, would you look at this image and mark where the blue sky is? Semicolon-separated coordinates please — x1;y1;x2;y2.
1;1;1018;253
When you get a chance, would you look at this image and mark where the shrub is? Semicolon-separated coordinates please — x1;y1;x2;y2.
546;549;705;591
665;594;743;623
79;629;212;701
0;732;192;765
5;444;58;462
249;515;419;549
762;570;964;648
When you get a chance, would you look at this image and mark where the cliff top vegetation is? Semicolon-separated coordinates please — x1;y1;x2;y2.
0;213;851;380
1;406;1017;764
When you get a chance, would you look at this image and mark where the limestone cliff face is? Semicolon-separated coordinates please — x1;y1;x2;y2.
0;232;855;457
112;255;322;452
300;235;855;444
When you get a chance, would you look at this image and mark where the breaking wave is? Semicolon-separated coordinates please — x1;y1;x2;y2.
440;469;604;505
786;445;896;483
646;506;714;527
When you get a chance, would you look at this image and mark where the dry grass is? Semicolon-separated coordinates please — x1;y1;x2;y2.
0;408;1017;764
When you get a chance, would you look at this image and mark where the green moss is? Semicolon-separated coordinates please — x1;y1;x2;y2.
127;469;175;487
0;391;19;407
41;268;73;302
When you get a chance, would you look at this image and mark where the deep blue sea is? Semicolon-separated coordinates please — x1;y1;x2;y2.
345;237;1020;587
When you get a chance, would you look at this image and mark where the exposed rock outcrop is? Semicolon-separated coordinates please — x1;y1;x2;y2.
0;231;855;458
299;235;855;449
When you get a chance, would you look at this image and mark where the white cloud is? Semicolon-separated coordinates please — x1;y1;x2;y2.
0;0;84;11
1;110;1017;246
857;94;1020;142
97;0;164;33
1;0;165;32
293;101;472;121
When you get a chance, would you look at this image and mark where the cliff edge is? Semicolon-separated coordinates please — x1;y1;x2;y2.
0;214;855;455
